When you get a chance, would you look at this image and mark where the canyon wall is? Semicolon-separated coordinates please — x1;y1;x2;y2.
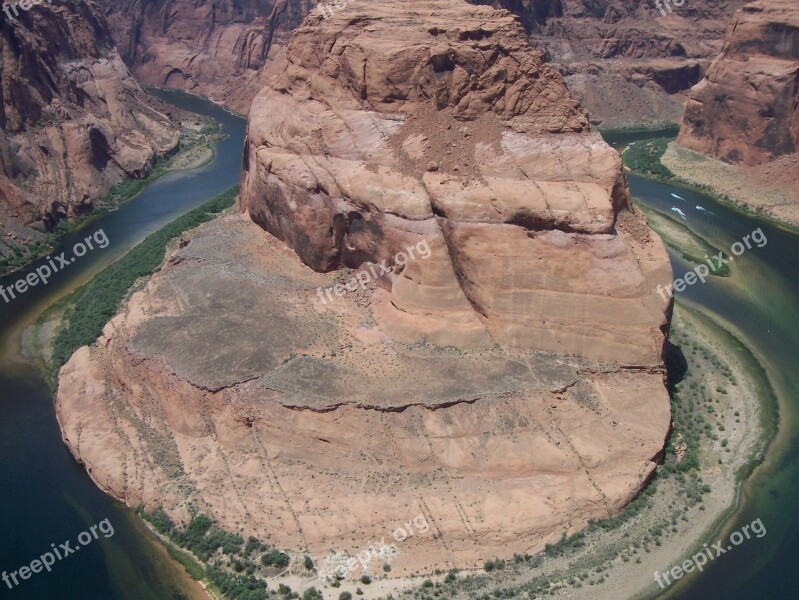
0;0;179;268
96;0;745;126
678;0;799;165
99;0;314;113
470;0;749;128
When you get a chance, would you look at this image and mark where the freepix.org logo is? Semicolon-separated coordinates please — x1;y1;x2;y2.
0;229;110;304
2;518;115;590
2;0;60;22
316;239;432;305
654;518;766;589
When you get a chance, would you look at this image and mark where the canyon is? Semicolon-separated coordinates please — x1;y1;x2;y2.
2;0;796;596
475;0;750;128
98;0;309;113
0;0;181;267
679;0;799;166
97;0;749;125
0;0;761;267
57;0;673;577
667;0;799;227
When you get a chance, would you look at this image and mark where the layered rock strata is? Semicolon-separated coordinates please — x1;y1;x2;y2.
473;0;749;127
58;0;674;575
0;0;179;264
97;0;746;127
678;0;799;165
99;0;311;113
240;0;671;364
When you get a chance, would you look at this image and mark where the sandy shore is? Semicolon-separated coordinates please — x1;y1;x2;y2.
661;142;799;230
169;145;215;171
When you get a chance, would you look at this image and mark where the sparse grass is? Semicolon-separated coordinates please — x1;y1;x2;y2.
49;186;238;384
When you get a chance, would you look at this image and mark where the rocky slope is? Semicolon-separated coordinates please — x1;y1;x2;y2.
678;0;799;165
0;0;180;268
99;0;312;113
472;0;749;128
97;0;745;126
58;0;673;576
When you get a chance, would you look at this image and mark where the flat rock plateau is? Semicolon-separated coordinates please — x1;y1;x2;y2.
57;0;673;576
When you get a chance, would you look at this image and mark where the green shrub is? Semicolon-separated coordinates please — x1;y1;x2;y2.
261;548;290;569
302;587;323;600
206;561;266;600
621;138;675;180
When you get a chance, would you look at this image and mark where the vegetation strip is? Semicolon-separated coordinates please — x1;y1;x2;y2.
621;138;799;235
0;118;222;278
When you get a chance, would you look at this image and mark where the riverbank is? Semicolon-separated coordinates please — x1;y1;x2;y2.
619;137;799;234
37;186;237;383
661;142;799;231
637;205;730;277
0;113;224;279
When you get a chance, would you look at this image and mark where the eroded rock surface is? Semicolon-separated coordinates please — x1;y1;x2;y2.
97;0;746;127
99;0;310;113
58;213;672;574
58;0;674;575
0;0;179;264
678;0;799;165
473;0;749;128
240;0;671;364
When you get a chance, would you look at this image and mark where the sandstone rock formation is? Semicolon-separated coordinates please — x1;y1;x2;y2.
473;0;749;127
57;213;673;575
99;0;312;113
97;0;745;127
240;0;672;364
58;0;673;576
678;0;799;165
0;0;179;267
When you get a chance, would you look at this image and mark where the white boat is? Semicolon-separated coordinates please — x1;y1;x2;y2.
670;193;686;201
696;205;717;216
671;207;687;220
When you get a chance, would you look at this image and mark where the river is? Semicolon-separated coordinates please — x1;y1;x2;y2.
0;107;795;599
624;174;799;600
0;90;246;600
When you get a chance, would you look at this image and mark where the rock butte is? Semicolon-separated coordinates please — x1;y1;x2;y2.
58;0;673;575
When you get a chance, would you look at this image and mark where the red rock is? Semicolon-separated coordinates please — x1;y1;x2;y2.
678;0;799;165
0;1;180;258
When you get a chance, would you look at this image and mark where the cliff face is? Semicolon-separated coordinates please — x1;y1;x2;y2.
57;0;673;575
471;0;749;127
240;0;672;363
95;0;744;127
0;0;179;266
99;0;313;113
678;0;799;165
